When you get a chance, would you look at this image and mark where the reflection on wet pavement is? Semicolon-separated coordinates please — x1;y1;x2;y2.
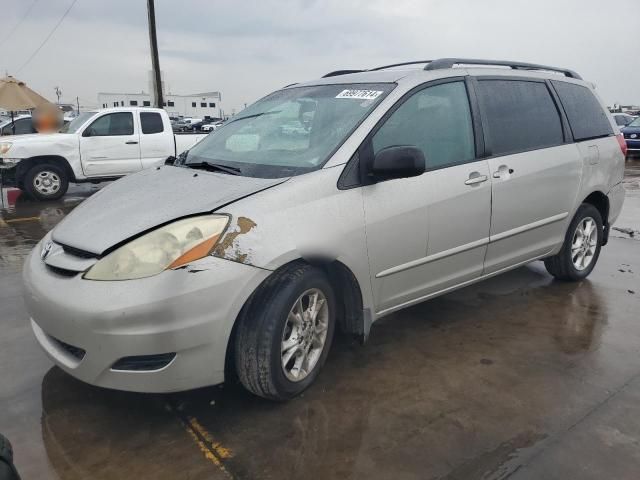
1;163;639;480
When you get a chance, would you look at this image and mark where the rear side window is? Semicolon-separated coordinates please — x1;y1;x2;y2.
372;81;475;170
551;81;613;141
140;112;164;134
477;80;563;156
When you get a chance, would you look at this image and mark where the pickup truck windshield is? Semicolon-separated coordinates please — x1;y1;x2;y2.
61;111;97;133
185;83;394;178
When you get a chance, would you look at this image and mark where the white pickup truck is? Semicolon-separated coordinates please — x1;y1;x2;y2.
0;107;207;200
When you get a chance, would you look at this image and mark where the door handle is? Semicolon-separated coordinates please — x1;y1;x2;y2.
125;141;138;145
492;165;514;178
464;173;488;185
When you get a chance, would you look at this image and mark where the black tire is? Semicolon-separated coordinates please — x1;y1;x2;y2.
23;163;68;201
235;263;336;401
544;203;603;281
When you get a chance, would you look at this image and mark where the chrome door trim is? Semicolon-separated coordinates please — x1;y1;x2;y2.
490;212;568;242
376;249;555;317
376;237;489;278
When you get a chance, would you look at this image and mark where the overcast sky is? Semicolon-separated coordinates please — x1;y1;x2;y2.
1;0;638;113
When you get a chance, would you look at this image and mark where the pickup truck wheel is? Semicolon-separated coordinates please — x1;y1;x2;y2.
235;263;336;401
544;204;603;281
24;163;69;201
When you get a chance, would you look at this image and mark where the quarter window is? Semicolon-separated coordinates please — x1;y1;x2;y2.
551;81;613;141
372;81;475;169
85;112;134;136
476;80;563;156
140;112;164;134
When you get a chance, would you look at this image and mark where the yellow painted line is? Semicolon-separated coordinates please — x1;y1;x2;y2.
166;403;234;479
3;216;41;224
187;416;233;459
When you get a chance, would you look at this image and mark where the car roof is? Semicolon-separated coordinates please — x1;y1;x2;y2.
290;58;588;89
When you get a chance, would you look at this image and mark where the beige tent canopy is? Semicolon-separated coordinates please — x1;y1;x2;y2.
0;76;54;134
0;76;51;111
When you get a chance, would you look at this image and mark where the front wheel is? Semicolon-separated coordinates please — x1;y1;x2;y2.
235;264;336;401
544;203;603;281
23;163;69;201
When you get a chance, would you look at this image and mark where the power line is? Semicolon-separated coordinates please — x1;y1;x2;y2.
16;0;79;74
0;0;39;49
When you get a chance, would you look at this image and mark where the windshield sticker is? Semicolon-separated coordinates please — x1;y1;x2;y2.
335;89;383;100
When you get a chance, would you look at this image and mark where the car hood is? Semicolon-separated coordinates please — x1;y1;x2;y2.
52;166;289;255
622;125;640;134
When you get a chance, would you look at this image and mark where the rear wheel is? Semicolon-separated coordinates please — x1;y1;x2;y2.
544;203;603;281
23;163;69;201
235;263;336;401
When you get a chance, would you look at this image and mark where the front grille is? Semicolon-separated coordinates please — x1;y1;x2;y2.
45;264;79;277
111;353;176;372
60;243;97;259
51;337;86;361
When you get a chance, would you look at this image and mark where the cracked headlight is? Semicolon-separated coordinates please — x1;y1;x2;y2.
84;215;229;280
0;142;12;155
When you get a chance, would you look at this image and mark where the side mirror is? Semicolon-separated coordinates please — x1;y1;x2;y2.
164;156;176;166
371;146;426;181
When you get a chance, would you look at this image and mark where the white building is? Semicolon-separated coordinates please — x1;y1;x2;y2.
97;91;223;119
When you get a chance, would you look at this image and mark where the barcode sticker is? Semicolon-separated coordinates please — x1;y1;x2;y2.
335;89;383;100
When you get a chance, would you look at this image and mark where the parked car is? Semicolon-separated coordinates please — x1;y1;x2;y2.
612;112;636;129
0;115;35;136
189;120;204;131
0;107;207;200
201;122;218;132
621;116;640;155
23;58;625;401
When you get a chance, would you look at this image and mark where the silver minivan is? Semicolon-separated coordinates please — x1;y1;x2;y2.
23;59;626;400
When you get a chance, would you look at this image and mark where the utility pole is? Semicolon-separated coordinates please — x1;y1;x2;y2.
76;96;80;114
147;0;163;109
54;86;62;104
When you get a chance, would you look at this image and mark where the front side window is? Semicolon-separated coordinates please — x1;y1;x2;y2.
551;81;613;141
477;80;563;156
186;83;394;178
140;112;164;134
85;112;134;136
372;81;475;169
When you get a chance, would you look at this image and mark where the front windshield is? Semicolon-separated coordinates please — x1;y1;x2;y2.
60;111;97;133
185;83;394;178
627;117;640;128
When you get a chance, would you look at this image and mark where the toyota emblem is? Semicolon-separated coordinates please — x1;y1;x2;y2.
41;241;53;260
631;134;638;139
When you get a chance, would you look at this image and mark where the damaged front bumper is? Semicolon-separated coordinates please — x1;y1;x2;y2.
23;238;271;393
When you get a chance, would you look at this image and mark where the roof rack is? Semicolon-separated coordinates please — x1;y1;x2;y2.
322;69;365;78
368;60;432;71
322;58;582;80
424;58;582;80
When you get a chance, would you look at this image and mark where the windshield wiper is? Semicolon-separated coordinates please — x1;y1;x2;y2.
189;161;242;175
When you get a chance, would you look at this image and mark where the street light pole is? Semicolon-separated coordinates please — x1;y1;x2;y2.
147;0;163;109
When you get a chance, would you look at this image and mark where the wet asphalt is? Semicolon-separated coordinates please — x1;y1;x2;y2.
0;161;639;480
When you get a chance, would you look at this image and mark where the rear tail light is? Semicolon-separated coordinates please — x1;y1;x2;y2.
617;133;628;157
